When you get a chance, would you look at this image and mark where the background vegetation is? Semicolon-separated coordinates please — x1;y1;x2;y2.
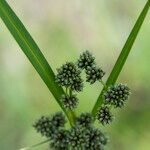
0;0;149;150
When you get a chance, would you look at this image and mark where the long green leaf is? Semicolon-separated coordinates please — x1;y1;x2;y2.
0;0;75;125
92;0;150;118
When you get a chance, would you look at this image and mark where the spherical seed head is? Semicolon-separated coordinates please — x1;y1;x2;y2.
86;127;108;150
77;50;95;69
33;116;55;138
70;76;84;92
76;112;92;127
86;66;105;84
61;94;78;110
104;83;130;108
51;112;66;128
96;105;113;125
56;62;83;92
69;125;88;149
50;129;69;150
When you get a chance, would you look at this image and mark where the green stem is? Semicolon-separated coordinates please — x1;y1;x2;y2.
69;88;72;96
92;0;150;120
18;139;50;150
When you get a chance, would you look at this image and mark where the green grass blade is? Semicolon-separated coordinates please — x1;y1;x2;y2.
0;0;75;125
92;0;150;118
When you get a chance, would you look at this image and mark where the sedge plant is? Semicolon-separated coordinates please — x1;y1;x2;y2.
0;0;150;150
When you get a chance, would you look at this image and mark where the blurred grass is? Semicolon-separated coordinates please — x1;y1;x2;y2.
0;0;150;150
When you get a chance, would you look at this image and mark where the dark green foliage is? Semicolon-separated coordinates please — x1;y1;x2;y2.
104;83;130;108
77;50;95;69
60;94;78;110
86;66;105;84
50;129;69;150
76;112;92;127
96;105;113;125
56;62;83;92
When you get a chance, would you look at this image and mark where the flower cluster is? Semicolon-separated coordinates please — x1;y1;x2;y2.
34;112;107;150
77;50;105;84
96;105;113;125
77;50;95;69
33;51;131;149
50;129;69;150
33;112;66;138
56;62;83;92
104;83;130;108
76;112;92;127
86;66;105;84
85;127;108;150
96;83;130;125
50;112;66;128
60;94;78;110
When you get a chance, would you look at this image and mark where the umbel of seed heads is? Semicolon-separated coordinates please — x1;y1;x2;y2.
33;112;107;150
55;51;105;111
33;51;131;149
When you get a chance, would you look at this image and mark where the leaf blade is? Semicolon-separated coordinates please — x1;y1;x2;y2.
92;0;150;118
0;0;75;124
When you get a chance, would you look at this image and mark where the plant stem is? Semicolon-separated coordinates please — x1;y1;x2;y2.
91;0;150;120
19;139;50;150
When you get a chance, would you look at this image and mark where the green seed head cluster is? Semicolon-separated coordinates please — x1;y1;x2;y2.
33;116;55;138
85;127;108;150
68;125;88;149
77;51;105;84
77;50;95;69
86;66;105;84
33;112;66;138
76;112;92;127
33;51;131;149
50;112;66;128
56;62;83;92
96;105;113;125
60;94;78;110
68;125;107;150
33;112;108;150
50;129;69;150
104;83;130;108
